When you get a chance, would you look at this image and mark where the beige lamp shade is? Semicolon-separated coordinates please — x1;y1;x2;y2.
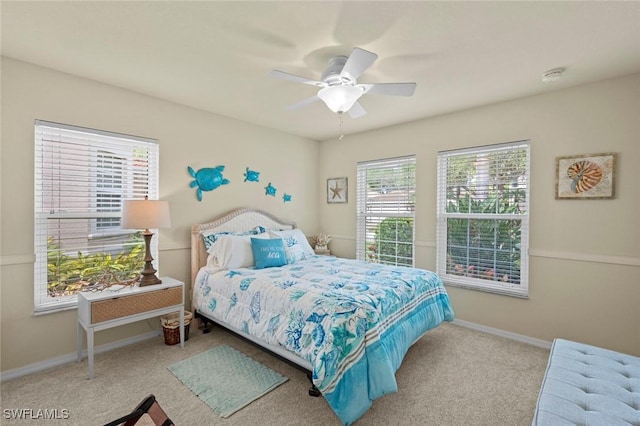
121;197;171;286
122;198;172;230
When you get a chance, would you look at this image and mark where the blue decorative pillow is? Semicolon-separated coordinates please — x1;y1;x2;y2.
251;238;287;269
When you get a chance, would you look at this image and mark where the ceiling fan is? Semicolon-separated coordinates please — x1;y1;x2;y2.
269;47;417;119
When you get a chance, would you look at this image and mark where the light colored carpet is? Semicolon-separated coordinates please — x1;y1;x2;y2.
0;322;550;425
168;344;288;418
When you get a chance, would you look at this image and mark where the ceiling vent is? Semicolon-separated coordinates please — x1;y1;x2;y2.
542;68;565;83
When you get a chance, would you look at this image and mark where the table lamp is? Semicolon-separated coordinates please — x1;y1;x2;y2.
121;196;172;286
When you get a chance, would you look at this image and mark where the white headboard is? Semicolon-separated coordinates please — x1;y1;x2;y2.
190;208;296;293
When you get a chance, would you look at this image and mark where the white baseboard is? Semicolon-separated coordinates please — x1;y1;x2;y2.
0;330;160;382
452;319;552;350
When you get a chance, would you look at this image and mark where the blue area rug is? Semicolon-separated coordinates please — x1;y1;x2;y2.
168;344;288;418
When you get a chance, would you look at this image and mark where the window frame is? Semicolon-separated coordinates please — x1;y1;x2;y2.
356;155;416;267
436;141;530;298
34;120;160;314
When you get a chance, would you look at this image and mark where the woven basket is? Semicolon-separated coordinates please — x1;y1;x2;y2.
163;323;190;345
161;311;193;346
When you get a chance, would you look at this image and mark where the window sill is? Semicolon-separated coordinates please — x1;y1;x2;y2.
34;301;78;316
443;279;529;299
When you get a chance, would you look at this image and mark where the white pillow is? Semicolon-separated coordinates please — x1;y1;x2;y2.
201;225;266;252
268;229;314;264
206;233;269;269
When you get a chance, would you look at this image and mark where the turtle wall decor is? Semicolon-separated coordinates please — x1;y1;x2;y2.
244;167;260;182
187;165;230;201
265;182;277;197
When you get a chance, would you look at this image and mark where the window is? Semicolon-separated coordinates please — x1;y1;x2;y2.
436;141;530;297
34;120;159;313
356;156;416;266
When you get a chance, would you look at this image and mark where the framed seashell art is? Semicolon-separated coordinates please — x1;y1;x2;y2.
555;152;616;199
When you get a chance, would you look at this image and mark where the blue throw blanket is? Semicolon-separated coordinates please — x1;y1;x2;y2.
194;256;454;424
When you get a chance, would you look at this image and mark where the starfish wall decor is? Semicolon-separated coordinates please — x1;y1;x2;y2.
327;177;348;203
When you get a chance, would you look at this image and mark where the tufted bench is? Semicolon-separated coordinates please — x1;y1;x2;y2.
532;338;640;425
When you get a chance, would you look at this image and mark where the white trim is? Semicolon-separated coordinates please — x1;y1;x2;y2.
0;330;160;382
34;298;78;315
452;318;552;349
444;279;529;299
439;140;530;156
35;119;156;145
356;154;416;167
529;249;639;267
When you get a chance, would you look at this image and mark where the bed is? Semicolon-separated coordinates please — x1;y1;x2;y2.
190;208;455;425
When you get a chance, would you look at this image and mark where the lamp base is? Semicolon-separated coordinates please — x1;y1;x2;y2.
139;270;163;287
138;230;162;287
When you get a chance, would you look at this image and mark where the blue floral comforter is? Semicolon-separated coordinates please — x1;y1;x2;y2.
194;256;454;425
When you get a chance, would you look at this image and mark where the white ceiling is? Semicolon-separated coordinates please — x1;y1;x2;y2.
2;1;639;141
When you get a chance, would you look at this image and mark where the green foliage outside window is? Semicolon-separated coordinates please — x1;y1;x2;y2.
368;217;414;267
444;147;527;285
446;192;524;284
47;235;144;297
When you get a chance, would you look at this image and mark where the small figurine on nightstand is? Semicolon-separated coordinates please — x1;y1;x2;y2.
313;233;331;256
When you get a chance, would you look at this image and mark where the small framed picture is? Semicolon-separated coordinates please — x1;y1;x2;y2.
555;152;615;199
327;177;348;203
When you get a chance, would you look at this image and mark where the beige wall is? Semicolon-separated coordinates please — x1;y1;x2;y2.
0;57;319;372
318;73;640;356
1;56;638;375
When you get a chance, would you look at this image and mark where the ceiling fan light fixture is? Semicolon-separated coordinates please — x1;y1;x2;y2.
318;86;364;113
270;47;415;118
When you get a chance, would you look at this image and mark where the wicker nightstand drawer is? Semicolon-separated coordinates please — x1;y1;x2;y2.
90;286;182;324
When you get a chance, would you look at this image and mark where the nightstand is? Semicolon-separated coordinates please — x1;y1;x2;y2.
77;277;185;378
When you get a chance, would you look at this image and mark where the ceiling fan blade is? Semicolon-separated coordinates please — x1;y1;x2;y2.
340;47;378;80
361;82;417;97
285;95;321;111
268;70;325;87
347;101;367;119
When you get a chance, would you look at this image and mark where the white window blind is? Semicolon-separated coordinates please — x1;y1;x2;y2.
436;141;530;297
356;155;416;266
34;120;159;313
